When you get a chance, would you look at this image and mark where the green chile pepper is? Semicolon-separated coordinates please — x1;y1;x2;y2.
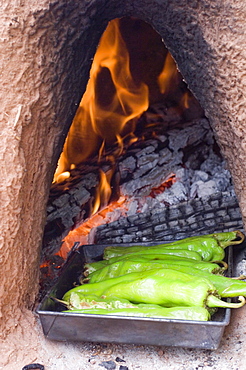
84;254;226;276
86;258;224;283
86;261;246;299
206;230;245;248
63;269;161;301
84;260;108;274
157;237;225;261
164;230;244;248
103;231;245;262
101;269;245;309
103;237;225;261
158;264;246;298
104;247;204;261
62;292;137;310
63;268;245;309
62;292;211;320
63;268;213;302
63;306;211;321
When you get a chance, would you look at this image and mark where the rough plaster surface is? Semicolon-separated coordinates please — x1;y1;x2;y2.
0;0;246;366
0;0;116;339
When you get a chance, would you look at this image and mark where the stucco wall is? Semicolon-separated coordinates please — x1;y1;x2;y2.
0;0;117;338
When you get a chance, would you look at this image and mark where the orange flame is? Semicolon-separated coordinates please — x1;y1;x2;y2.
157;52;179;95
92;169;113;215
54;18;149;182
179;90;194;111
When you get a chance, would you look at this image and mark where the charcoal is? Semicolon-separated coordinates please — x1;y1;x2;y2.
119;156;136;178
191;170;209;182
138;153;159;167
192;180;217;198
22;364;44;370
135;144;157;157
127;200;139;216
42;110;239;261
133;160;159;178
213;171;231;192
95;192;244;244
99;360;116;370
168;119;210;150
115;357;126;363
156;181;188;204
203;212;214;220
200;152;224;174
122;235;136;243
157;147;173;164
41;171;99;260
204;219;217;227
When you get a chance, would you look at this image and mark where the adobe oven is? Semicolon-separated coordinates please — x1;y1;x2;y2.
1;0;246;367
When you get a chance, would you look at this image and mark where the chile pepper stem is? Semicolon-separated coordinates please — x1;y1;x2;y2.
212;260;228;270
51;297;69;307
206;295;246;308
231;275;246;280
218;230;245;248
83;270;89;277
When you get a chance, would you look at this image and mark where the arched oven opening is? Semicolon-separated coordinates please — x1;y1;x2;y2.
40;17;244;296
1;2;246;368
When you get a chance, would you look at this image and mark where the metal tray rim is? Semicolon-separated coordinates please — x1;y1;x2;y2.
37;306;231;326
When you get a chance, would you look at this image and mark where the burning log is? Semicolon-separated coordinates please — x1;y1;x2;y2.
42;169;98;260
95;191;244;245
118;115;214;197
40;113;185;256
42;110;239;262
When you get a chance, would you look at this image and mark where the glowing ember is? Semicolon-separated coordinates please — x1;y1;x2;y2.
57;175;177;258
58;196;128;258
149;174;176;197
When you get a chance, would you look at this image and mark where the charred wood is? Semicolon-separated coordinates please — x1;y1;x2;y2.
42;107;234;260
95;192;244;245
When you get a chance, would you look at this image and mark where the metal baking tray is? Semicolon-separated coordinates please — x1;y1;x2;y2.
37;241;232;349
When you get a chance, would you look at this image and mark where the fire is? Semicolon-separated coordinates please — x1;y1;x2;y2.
47;18;200;268
53;17;190;191
92;169;113;215
157;52;180;95
180;90;194;111
55;171;70;183
54;18;149;182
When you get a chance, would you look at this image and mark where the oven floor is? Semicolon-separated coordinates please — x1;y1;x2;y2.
1;306;245;370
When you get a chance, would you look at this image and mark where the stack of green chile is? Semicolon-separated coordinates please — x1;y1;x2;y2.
61;230;246;321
